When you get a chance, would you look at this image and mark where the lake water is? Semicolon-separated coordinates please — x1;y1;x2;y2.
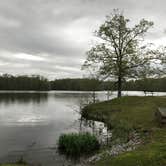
0;91;166;166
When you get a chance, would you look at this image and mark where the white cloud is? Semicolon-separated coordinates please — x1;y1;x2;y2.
14;53;45;61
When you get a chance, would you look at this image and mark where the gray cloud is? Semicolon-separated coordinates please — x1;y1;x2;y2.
0;0;166;79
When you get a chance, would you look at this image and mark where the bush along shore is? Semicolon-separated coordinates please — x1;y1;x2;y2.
81;96;166;166
58;133;100;160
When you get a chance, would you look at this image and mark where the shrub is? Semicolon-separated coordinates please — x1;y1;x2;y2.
58;132;100;158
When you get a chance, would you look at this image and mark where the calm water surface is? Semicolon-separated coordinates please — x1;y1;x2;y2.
0;91;165;165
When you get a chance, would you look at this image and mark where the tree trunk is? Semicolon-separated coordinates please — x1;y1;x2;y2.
92;91;96;103
117;76;122;98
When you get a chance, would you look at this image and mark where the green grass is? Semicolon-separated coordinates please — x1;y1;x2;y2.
58;132;100;158
82;96;166;166
83;96;166;130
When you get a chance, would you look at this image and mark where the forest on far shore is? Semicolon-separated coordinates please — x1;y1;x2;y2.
0;74;165;92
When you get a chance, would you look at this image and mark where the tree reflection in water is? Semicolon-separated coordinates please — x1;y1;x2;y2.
0;92;48;104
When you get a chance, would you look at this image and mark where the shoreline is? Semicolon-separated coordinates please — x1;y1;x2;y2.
82;96;166;166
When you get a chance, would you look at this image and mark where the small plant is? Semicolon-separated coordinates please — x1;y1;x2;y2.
58;132;100;158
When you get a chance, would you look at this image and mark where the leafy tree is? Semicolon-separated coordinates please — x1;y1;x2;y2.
83;10;156;97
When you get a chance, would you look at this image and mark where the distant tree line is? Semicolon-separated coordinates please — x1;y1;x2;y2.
50;78;102;91
123;78;166;92
0;74;50;90
51;78;166;92
0;74;165;92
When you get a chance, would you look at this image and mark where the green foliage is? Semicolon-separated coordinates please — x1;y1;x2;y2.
58;132;100;158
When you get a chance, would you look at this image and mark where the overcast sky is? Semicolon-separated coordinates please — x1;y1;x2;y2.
0;0;166;79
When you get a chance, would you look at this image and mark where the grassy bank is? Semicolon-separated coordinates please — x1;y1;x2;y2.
82;96;166;166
